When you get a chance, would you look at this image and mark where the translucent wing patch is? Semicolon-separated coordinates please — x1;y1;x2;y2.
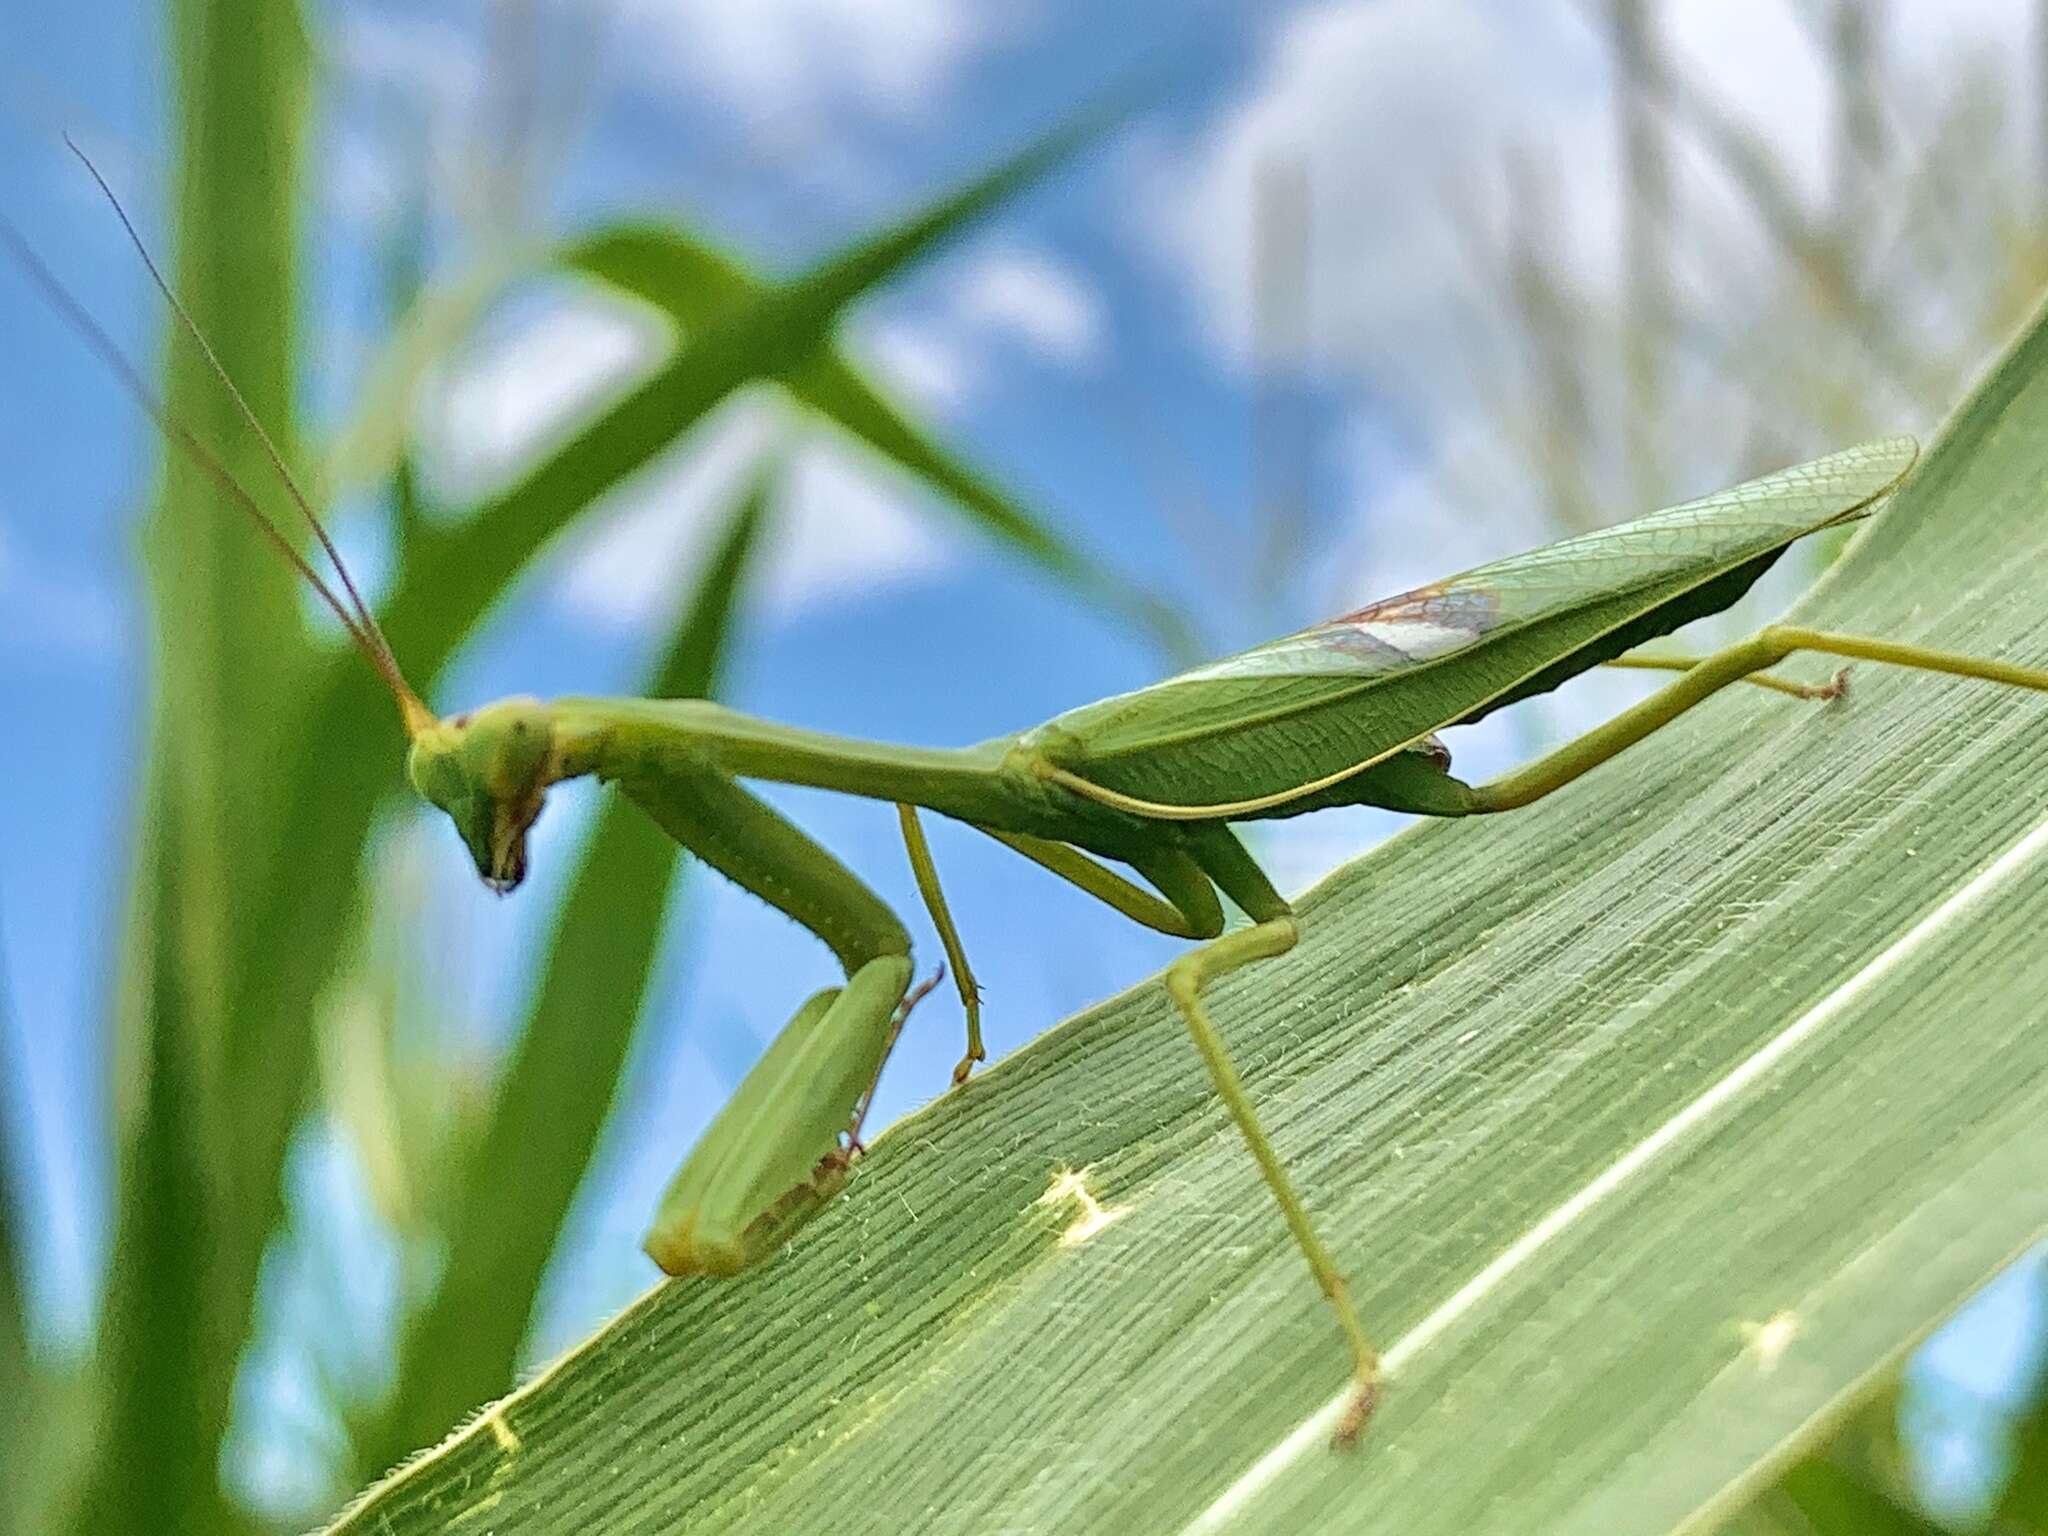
1185;585;1506;683
1175;436;1917;685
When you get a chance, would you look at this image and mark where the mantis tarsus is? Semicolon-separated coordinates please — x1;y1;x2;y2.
16;162;2048;1452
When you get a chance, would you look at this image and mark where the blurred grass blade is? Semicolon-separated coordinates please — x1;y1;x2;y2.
73;2;311;1532
1761;1463;1945;1536
567;224;1194;661
71;815;241;1536
1719;1385;1946;1535
322;300;2048;1532
359;464;777;1476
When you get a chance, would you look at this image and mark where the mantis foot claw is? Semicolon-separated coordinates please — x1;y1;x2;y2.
1330;1375;1381;1450
950;1045;986;1086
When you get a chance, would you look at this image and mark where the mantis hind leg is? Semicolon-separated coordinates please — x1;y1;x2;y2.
893;810;1232;1083
977;828;1224;938
1470;623;2048;814
1605;651;1847;700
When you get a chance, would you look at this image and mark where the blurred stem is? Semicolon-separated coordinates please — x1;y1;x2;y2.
1251;153;1313;631
1577;0;1936;413
1824;0;1887;243
72;810;242;1536
1610;0;1668;510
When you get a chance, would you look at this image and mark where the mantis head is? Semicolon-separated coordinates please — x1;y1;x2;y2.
9;144;564;895
406;698;558;893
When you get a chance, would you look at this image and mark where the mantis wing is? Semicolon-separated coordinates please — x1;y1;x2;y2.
1027;438;1916;805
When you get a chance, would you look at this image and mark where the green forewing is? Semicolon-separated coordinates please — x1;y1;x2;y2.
1028;437;1917;806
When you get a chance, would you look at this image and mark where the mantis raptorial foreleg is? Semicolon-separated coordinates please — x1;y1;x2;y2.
1473;625;2048;813
615;760;917;1275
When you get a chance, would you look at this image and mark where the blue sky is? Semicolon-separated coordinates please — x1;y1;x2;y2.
3;0;2044;1512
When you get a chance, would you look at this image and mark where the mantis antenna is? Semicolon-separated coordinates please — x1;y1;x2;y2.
0;142;434;739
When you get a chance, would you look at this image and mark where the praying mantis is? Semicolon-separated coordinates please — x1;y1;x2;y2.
15;171;2048;1455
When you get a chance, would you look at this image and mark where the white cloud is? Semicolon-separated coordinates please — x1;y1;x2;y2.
951;247;1105;363
422;292;671;501
429;295;958;632
547;392;955;632
1150;0;2039;401
858;318;978;412
546;394;780;633
616;0;1021;129
1141;0;1608;392
856;243;1106;414
770;430;957;612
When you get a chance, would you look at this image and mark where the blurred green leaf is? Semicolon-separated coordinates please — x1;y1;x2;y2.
567;224;1194;661
1720;1384;1945;1536
319;293;2048;1534
74;806;251;1536
1752;1462;1945;1536
1992;1263;2048;1531
359;463;777;1476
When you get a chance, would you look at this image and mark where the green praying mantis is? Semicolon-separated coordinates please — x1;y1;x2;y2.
14;169;2048;1453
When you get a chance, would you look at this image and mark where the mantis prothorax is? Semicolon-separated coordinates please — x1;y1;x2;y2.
17;159;2048;1451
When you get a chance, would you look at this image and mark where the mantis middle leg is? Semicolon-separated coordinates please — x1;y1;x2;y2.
996;822;1383;1445
897;804;987;1084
